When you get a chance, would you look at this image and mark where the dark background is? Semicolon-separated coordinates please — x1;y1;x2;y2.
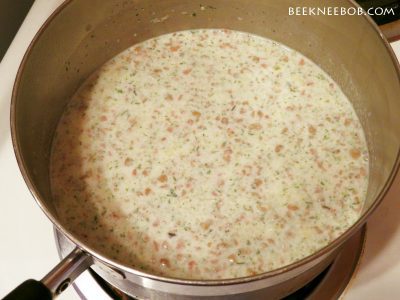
0;0;34;61
357;0;400;24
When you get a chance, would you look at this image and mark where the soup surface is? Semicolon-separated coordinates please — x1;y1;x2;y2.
50;29;369;279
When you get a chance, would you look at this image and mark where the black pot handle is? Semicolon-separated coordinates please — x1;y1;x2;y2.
2;248;92;300
3;280;52;300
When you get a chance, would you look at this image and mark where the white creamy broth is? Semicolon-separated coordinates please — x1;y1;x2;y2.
50;29;369;279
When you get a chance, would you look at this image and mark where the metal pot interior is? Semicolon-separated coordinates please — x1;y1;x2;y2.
12;0;400;282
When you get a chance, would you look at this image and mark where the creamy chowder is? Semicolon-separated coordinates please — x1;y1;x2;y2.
50;29;369;279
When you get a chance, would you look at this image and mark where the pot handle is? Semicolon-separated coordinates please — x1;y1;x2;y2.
3;247;92;300
358;1;400;42
380;20;400;42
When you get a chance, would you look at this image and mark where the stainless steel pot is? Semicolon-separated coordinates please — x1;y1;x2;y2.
5;0;400;299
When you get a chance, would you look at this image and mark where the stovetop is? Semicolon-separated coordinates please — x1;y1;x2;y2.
0;1;400;299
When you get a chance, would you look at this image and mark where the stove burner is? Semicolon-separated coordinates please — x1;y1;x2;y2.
55;227;366;300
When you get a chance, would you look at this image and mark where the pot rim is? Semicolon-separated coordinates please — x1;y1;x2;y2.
10;0;400;286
